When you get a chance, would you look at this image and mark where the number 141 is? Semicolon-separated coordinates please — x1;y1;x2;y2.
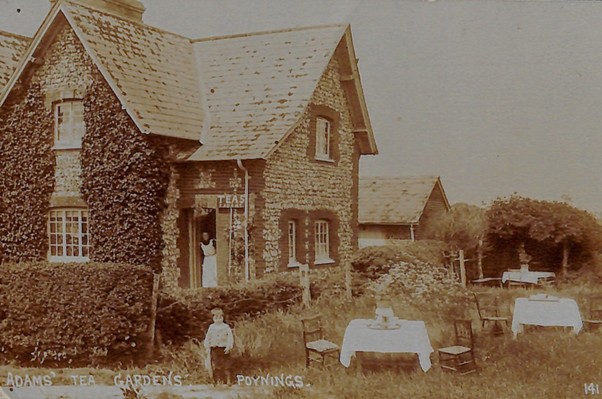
585;383;600;395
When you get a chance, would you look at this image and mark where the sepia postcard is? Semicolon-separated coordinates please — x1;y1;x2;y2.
0;1;601;398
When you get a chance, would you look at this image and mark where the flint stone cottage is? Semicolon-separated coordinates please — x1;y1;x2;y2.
358;176;450;247
0;0;377;289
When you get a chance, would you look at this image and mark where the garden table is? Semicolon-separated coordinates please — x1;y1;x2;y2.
339;319;433;372
502;270;556;285
511;297;583;338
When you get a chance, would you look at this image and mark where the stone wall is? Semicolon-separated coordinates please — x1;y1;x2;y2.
159;161;181;292
31;21;95;205
260;56;357;273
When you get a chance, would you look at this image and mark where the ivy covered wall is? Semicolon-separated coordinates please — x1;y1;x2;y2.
81;74;171;272
0;85;55;262
1;23;174;271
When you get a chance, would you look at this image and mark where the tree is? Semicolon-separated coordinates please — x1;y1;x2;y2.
486;196;602;277
424;203;487;278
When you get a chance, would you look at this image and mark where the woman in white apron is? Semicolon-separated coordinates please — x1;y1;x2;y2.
200;232;218;287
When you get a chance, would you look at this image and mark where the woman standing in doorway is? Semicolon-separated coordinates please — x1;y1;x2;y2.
200;232;218;287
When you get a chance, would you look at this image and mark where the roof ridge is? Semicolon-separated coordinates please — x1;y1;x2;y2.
361;175;440;180
62;0;193;42
191;23;348;43
0;29;32;41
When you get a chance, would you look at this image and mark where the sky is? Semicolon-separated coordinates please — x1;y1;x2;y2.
1;0;602;213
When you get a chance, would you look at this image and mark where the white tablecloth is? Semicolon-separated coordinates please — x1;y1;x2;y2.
511;297;583;337
339;319;434;371
502;271;556;285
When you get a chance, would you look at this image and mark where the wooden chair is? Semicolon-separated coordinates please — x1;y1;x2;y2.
473;292;509;334
506;280;536;289
301;314;340;368
536;276;556;288
438;319;477;375
583;295;602;331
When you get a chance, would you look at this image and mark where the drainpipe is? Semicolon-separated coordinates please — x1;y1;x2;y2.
236;159;250;282
410;224;415;242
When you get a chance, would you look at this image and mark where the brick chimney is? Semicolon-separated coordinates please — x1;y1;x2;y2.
51;0;145;22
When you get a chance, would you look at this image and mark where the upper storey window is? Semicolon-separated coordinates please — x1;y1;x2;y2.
54;100;85;149
315;117;331;160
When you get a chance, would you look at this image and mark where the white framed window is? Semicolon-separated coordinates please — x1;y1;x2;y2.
315;117;331;160
314;219;333;264
48;209;90;262
288;220;300;267
54;100;85;148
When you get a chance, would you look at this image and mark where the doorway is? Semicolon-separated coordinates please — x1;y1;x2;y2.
190;208;216;288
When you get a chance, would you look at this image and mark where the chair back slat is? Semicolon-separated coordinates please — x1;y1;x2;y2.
301;314;324;344
473;292;502;318
589;296;602;319
454;319;474;349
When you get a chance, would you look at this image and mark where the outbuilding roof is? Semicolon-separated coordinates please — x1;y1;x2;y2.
359;176;450;225
0;30;30;90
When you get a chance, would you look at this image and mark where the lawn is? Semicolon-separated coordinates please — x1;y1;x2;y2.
1;282;600;399
222;283;602;399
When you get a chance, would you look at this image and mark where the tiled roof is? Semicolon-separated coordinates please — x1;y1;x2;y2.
359;176;443;224
62;1;205;140
1;2;375;157
0;30;30;90
188;25;347;161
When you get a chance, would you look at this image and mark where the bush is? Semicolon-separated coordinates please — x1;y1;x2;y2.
351;242;446;279
367;259;472;320
156;273;302;345
0;262;154;366
351;244;471;319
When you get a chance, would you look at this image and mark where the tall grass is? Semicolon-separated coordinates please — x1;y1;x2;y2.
1;281;600;398
220;283;602;398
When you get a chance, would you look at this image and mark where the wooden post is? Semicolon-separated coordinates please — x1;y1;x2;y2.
147;273;160;357
477;239;484;280
459;249;467;287
299;263;311;307
561;241;569;278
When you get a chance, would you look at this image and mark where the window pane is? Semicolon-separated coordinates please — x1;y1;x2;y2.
47;208;90;261
288;220;296;261
316;118;330;157
55;101;84;146
315;220;330;259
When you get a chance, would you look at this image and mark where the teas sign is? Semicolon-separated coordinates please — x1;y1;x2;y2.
217;194;245;208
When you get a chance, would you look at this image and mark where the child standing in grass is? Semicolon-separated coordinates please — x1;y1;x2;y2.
204;308;234;385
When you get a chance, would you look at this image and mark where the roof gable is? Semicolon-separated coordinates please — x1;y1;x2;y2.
1;2;376;156
188;24;347;161
359;176;450;225
1;0;205;141
0;31;30;90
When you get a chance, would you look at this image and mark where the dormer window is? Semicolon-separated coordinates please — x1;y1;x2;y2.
315;117;331;160
54;100;84;149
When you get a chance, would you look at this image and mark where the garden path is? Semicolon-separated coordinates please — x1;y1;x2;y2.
0;384;267;399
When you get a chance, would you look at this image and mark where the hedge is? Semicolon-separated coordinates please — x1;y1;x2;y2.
0;83;54;262
156;273;302;345
0;262;154;366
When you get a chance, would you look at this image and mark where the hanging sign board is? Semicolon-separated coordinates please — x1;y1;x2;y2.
217;194;245;208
